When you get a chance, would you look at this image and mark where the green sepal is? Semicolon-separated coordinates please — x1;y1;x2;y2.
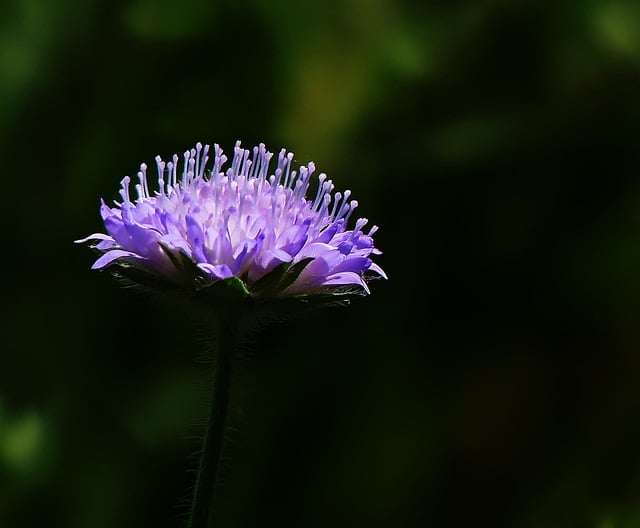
109;259;175;292
249;284;367;320
196;276;251;301
249;257;314;297
159;244;203;283
277;257;315;292
98;246;368;319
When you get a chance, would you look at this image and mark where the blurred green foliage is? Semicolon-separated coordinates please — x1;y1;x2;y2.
2;0;640;527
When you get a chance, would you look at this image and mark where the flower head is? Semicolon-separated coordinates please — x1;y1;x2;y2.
77;141;386;305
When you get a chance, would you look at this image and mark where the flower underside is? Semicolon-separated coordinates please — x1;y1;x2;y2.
77;141;386;303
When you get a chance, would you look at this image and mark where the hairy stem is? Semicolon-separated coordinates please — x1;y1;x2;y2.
189;316;237;528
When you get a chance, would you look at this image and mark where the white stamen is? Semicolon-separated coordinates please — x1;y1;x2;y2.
138;162;149;198
316;193;332;225
312;173;327;209
329;192;342;219
274;168;283;188
172;154;179;188
187;158;196;185
195;142;202;179
283;152;294;188
344;200;358;224
164;162;172;195
247;145;258;178
334;190;351;221
182;151;190;185
200;144;210;178
119;176;132;206
352;218;368;236
231;141;243;176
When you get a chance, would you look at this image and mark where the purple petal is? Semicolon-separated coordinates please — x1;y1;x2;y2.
298;256;331;278
100;201;119;220
91;249;141;269
159;234;192;256
185;215;207;262
248;248;292;281
96;239;117;250
279;234;308;257
277;224;310;257
104;216;129;247
74;233;114;244
367;262;387;279
197;263;233;279
124;222;161;256
297;242;335;260
337;241;353;255
211;227;233;265
354;234;374;250
311;223;340;245
321;272;370;293
332;256;371;274
260;248;292;270
231;239;259;274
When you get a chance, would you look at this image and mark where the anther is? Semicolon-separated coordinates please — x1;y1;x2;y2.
344;200;358;223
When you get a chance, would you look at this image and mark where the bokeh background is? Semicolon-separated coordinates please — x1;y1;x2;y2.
2;0;640;527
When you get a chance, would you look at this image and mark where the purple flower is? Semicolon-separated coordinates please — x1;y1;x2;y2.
76;141;386;299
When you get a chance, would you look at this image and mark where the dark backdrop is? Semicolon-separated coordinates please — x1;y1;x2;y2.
2;1;640;527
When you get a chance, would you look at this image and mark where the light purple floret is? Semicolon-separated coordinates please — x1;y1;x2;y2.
76;141;386;295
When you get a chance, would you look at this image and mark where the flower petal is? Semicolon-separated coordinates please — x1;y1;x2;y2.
185;215;207;262
296;242;335;260
124;222;161;256
104;216;129;247
159;233;192;256
197;263;234;280
321;272;370;293
96;239;117;250
367;262;388;279
91;249;142;269
74;233;114;244
332;256;371;274
260;248;292;271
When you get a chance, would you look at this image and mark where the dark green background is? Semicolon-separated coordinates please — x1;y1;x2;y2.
2;1;640;527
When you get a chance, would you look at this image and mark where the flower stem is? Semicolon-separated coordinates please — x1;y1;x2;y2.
189;315;237;528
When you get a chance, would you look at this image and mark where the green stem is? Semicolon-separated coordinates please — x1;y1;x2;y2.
189;316;237;528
